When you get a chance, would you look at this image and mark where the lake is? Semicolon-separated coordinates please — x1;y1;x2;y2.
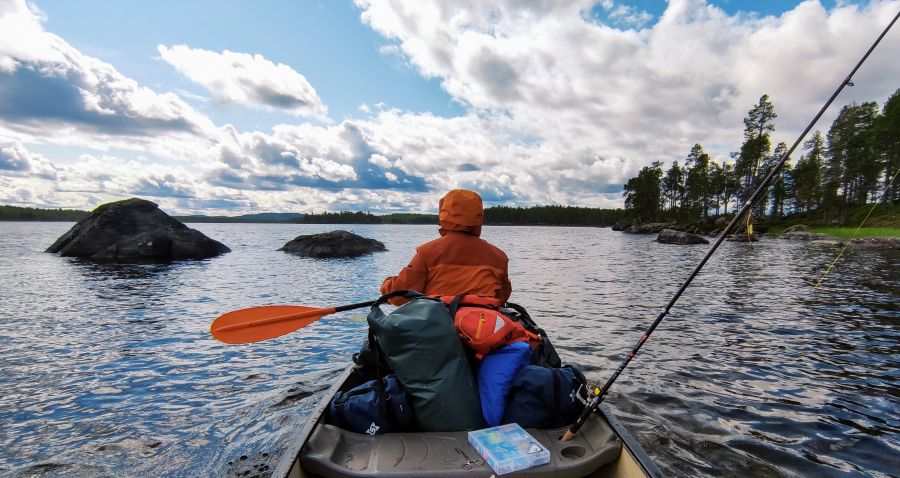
0;222;897;477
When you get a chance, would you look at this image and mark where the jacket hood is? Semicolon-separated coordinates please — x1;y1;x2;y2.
438;189;483;236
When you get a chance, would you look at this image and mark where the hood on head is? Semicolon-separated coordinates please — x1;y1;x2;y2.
438;189;483;236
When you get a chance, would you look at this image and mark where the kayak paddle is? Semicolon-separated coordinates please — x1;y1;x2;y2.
210;300;375;344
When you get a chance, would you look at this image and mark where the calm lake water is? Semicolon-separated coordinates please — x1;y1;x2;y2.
0;222;897;477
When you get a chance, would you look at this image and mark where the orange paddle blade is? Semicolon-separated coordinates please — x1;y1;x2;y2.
210;305;337;344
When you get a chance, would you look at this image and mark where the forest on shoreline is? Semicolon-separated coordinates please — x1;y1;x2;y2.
621;89;899;230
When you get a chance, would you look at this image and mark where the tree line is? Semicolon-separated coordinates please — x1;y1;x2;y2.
296;206;626;227
623;88;900;225
0;205;89;221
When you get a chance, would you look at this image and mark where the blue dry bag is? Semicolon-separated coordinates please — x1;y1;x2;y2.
326;374;412;435
477;341;532;426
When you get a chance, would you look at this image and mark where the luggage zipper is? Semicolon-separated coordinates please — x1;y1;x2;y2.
475;312;485;339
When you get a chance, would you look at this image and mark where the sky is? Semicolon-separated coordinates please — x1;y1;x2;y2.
0;0;898;215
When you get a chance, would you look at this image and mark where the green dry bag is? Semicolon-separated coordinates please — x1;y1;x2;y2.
367;291;485;432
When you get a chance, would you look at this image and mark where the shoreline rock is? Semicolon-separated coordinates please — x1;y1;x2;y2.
279;230;386;258
46;198;230;261
656;229;710;245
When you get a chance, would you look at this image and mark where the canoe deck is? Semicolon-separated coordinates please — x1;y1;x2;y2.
275;365;662;478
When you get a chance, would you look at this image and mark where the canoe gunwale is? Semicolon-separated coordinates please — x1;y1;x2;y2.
598;404;664;478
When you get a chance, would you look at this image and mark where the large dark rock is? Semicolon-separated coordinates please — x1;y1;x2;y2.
623;222;674;234
656;229;710;245
611;220;631;231
279;230;386;258
46;198;230;261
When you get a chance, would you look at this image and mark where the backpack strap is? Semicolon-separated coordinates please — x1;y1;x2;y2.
448;293;465;319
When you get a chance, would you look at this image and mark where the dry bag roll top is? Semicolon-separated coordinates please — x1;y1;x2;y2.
367;290;485;432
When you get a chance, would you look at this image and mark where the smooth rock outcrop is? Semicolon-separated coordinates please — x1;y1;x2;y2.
656;229;710;245
46;198;230;261
279;230;386;258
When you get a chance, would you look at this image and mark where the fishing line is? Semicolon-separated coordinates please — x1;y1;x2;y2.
562;8;900;442
814;167;900;288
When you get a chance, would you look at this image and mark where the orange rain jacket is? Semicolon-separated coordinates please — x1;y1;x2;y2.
381;189;512;303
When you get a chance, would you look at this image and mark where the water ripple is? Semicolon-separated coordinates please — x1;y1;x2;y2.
0;223;897;477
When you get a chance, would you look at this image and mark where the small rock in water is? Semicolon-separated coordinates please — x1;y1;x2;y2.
278;230;386;258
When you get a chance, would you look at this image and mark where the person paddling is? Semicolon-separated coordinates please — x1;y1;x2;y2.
381;189;511;304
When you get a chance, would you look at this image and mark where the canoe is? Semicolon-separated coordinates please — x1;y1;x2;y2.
272;364;664;478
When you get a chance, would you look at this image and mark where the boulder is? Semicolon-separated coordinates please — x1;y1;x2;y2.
624;222;674;234
279;230;386;258
656;229;710;245
611;220;631;231
46;198;230;261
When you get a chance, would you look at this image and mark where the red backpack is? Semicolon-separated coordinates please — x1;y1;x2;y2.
439;295;536;359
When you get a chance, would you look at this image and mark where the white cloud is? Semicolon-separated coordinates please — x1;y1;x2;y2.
158;44;329;119
0;0;218;159
2;0;899;215
356;0;900;170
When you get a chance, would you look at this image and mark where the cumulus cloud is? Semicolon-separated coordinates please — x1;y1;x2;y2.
2;0;900;215
0;137;57;178
356;0;900;171
158;45;329;119
0;0;217;156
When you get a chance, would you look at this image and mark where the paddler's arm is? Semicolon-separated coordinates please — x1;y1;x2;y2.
380;250;428;305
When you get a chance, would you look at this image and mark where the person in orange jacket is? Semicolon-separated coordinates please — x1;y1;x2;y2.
381;189;512;303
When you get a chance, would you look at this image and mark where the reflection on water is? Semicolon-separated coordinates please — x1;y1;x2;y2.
0;222;897;477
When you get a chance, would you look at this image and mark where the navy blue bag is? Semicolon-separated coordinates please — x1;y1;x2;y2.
502;364;588;429
326;374;412;435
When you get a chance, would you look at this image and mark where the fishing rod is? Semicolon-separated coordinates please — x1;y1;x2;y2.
562;8;900;442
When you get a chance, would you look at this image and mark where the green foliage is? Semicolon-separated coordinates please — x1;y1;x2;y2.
623;161;663;221
623;87;900;232
0;205;88;221
484;205;625;226
809;227;900;239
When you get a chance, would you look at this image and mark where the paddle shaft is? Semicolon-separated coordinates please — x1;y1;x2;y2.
562;9;900;442
213;300;375;333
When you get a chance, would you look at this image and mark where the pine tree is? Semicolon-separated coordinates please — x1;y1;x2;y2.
623;161;663;221
872;89;900;202
662;161;685;216
769;142;792;217
684;144;711;221
792;131;825;212
734;94;777;211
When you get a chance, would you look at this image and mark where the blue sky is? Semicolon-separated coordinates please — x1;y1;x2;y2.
1;0;898;214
